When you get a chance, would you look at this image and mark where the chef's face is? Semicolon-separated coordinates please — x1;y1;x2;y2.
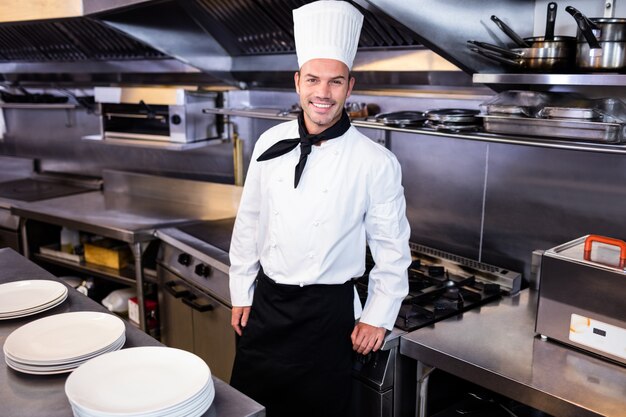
295;58;355;135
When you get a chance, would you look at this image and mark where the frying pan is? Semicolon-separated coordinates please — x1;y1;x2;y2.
490;15;530;47
492;7;576;50
468;40;574;71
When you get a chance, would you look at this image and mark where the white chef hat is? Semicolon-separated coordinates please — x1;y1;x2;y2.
293;1;364;70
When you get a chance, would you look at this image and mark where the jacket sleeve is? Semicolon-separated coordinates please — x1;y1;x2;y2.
361;152;411;330
228;139;264;307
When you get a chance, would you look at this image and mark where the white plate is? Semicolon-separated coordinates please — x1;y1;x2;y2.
5;336;126;374
0;290;68;320
65;347;212;416
0;280;67;315
6;334;126;366
70;382;214;417
4;311;125;363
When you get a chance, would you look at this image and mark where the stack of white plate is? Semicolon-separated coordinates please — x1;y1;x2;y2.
0;279;68;319
3;311;125;375
65;347;214;417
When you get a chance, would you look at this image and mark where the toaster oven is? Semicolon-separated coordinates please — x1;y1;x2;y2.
95;87;222;143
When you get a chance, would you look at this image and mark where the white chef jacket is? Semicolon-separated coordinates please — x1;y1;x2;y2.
229;119;411;330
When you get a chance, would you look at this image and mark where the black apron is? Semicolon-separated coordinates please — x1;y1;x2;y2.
230;270;355;417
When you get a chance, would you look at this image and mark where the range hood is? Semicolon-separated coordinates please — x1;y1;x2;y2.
0;0;481;89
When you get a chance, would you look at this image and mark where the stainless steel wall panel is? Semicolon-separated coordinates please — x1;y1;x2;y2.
481;143;626;279
0;108;236;183
390;132;487;259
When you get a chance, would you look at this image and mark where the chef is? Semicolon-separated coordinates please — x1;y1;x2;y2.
228;1;411;416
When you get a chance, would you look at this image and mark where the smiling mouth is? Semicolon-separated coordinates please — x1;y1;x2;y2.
311;102;333;109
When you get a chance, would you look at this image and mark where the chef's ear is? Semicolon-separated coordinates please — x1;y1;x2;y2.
294;71;300;94
346;73;355;98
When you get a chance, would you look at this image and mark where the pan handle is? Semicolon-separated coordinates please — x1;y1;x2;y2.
583;234;626;268
467;40;522;59
565;6;602;49
470;47;522;67
545;2;557;41
490;15;530;47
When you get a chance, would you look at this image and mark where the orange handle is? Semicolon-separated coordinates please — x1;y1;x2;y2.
583;234;626;268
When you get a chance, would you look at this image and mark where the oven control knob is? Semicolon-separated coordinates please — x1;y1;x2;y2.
170;114;182;125
177;253;191;266
195;263;211;278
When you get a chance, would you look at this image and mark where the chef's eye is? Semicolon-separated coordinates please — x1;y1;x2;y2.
306;78;318;84
331;79;344;85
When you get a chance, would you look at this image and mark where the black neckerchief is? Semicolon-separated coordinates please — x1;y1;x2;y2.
256;110;351;188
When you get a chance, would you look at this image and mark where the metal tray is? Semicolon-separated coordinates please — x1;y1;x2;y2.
479;114;626;143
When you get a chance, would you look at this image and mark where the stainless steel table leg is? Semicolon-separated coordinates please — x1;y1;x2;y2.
416;361;435;417
19;218;29;259
131;242;147;332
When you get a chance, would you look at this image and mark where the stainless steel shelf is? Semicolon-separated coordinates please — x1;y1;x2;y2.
81;135;223;150
33;252;157;286
203;107;626;155
473;73;626;87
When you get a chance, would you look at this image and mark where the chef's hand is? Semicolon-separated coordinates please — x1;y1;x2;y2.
231;306;251;336
351;322;386;355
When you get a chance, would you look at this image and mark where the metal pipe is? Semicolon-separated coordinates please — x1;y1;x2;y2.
132;241;147;332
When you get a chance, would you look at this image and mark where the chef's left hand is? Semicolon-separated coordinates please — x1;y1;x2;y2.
351;322;386;355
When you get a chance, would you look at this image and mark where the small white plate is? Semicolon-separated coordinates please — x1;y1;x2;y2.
5;335;125;374
0;290;68;320
4;311;125;363
0;280;67;315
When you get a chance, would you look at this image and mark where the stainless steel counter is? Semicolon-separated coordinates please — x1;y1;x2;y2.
400;289;626;417
11;170;242;244
0;247;265;417
13;191;207;243
9;170;242;331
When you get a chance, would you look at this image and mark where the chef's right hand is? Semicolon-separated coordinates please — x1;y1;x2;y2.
231;306;251;336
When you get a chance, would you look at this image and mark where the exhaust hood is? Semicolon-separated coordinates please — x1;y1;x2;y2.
0;0;476;89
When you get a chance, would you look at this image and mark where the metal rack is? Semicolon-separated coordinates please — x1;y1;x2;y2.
203;107;626;155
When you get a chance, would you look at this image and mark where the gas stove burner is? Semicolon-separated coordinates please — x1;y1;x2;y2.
443;286;460;298
358;243;520;332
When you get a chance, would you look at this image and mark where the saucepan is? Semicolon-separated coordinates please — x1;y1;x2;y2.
481;4;576;71
491;4;577;51
565;5;626;71
468;40;574;71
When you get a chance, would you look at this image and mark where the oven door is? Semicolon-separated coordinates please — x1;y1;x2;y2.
158;265;236;382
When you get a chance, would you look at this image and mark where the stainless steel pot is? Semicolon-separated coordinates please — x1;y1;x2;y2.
566;5;626;71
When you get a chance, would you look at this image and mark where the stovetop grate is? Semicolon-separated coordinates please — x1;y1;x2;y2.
357;244;520;332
